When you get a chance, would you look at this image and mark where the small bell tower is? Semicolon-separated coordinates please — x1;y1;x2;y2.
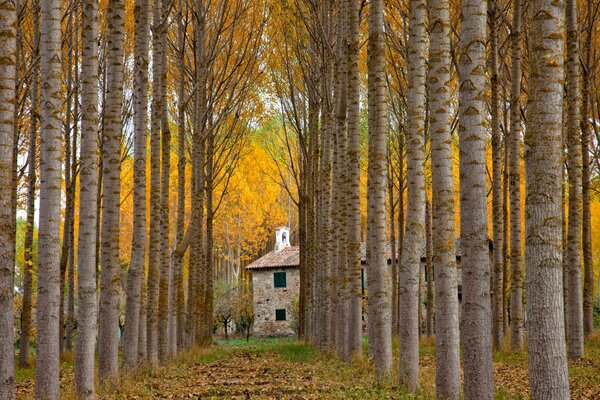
274;226;290;251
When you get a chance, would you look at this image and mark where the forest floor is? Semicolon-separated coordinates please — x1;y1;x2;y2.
15;333;600;399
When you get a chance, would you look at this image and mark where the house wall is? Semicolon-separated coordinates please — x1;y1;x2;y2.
251;267;300;337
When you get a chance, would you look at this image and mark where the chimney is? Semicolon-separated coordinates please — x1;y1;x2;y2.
274;226;290;252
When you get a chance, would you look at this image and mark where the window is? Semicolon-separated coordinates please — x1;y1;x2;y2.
275;308;286;321
274;272;287;288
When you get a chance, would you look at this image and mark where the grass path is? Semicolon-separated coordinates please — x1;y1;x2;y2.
15;335;600;399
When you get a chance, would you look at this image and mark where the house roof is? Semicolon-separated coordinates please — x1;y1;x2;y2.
246;237;492;270
246;246;300;270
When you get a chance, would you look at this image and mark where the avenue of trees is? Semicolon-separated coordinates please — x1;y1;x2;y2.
0;0;599;399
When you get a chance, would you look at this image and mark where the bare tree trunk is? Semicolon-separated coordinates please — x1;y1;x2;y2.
158;0;172;360
175;0;187;351
525;0;570;397
346;0;362;359
502;99;510;336
123;0;150;369
60;9;74;352
425;198;434;337
35;0;62;396
98;0;125;381
490;0;504;349
509;0;524;351
459;1;494;398
565;0;584;360
147;0;162;364
19;0;39;368
75;0;100;395
0;0;17;397
429;0;461;396
581;0;595;337
66;32;79;352
399;0;427;390
367;0;392;380
397;127;405;337
334;0;348;359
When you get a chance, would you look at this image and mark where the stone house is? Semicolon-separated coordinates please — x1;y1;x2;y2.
246;227;299;337
247;227;492;336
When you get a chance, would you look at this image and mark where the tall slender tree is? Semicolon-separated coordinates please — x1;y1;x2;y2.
509;0;524;351
0;0;17;397
19;0;40;368
459;0;494;398
367;0;392;379
75;0;100;395
525;0;570;397
158;0;172;361
148;0;163;363
98;0;125;381
399;0;427;391
429;0;461;396
345;0;362;359
489;0;504;348
123;0;150;369
35;0;63;396
565;0;584;360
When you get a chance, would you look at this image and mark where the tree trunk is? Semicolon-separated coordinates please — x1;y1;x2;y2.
175;0;187;351
75;0;100;395
565;0;584;360
158;0;172;360
490;0;504;349
123;0;150;369
425;199;434;337
459;0;494;398
525;0;570;397
509;0;524;351
147;0;163;364
581;0;594;337
66;33;79;352
19;0;39;368
367;0;392;380
98;0;125;381
399;0;427;390
345;0;362;359
428;0;461;396
0;0;17;397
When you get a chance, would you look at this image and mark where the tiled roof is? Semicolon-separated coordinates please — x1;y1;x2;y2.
246;246;300;270
246;238;492;270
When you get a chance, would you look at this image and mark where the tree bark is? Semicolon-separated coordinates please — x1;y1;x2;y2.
19;0;39;368
525;0;570;397
0;0;17;397
35;0;62;396
147;0;163;363
367;0;392;380
565;0;584;360
75;0;100;395
123;0;150;369
425;198;434;337
345;0;362;359
490;0;504;349
509;0;524;351
459;0;494;398
429;0;461;396
158;0;172;360
98;0;125;381
581;0;594;337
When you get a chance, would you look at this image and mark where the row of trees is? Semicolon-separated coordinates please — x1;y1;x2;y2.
0;0;270;398
0;0;599;399
270;0;597;399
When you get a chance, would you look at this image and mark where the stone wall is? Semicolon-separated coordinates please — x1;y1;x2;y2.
251;267;300;337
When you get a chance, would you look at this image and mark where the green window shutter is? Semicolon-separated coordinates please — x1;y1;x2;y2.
275;308;286;321
273;272;287;288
